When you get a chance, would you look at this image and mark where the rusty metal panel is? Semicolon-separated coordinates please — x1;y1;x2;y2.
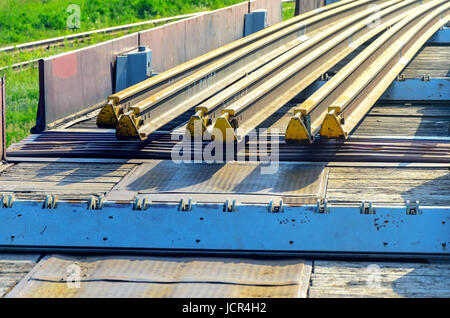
7;255;311;298
35;34;139;132
297;0;325;15
184;15;208;61
140;0;282;72
111;32;139;57
0;77;5;160
252;0;284;26
139;22;187;73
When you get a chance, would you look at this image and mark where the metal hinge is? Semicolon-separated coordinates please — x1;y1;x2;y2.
360;201;375;214
43;195;58;209
268;199;283;213
406;200;421;215
1;194;14;208
320;73;329;81
223;199;237;212
88;195;104;210
315;199;329;214
134;196;150;211
178;198;192;212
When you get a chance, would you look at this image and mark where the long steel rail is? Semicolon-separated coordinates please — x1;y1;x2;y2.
183;0;417;138
285;0;450;142
110;0;388;139
96;0;359;128
199;0;424;141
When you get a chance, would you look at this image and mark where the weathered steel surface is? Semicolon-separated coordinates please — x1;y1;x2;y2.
7;255;311;298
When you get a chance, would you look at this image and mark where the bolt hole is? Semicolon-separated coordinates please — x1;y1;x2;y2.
196;239;200;243
289;241;294;245
109;216;113;219
18;214;21;217
103;237;108;241
200;217;204;221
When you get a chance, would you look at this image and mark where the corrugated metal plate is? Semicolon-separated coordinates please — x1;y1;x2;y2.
109;160;328;200
8;255;311;298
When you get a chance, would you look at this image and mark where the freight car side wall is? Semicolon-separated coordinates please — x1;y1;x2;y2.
33;0;285;132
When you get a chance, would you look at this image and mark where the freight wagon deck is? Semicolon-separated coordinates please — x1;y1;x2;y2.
0;0;448;297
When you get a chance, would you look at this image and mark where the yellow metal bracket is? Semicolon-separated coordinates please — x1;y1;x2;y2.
115;111;142;140
285;109;313;143
186;109;209;137
320;106;348;139
213;112;237;142
97;100;121;128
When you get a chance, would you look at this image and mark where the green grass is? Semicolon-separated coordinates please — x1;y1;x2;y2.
2;68;39;147
0;0;245;47
282;1;296;21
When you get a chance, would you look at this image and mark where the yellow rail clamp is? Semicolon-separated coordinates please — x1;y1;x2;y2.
320;106;348;139
285;109;313;143
96;99;121;128
186;108;209;137
115;110;141;140
212;111;237;142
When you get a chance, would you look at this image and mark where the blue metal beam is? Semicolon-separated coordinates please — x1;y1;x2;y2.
0;200;448;257
297;78;450;101
427;28;450;45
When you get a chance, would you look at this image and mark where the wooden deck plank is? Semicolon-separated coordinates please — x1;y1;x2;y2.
0;162;138;200
0;254;41;297
326;167;450;205
309;260;450;298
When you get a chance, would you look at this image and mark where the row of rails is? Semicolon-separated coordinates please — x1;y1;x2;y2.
94;0;449;143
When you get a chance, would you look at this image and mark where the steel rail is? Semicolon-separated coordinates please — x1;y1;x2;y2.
286;0;450;142
113;0;387;139
206;0;425;141
96;0;358;128
184;0;410;137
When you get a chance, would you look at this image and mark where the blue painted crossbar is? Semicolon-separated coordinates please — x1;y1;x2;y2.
427;28;450;45
297;78;450;101
0;200;448;257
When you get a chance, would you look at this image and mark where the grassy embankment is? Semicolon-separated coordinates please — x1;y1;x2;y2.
1;0;295;147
